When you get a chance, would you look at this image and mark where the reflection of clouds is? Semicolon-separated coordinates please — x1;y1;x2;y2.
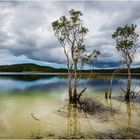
0;77;66;91
25;81;67;92
0;76;140;95
118;79;140;91
81;79;120;91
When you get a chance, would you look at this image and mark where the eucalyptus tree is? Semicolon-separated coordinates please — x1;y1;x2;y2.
52;9;100;103
112;24;139;101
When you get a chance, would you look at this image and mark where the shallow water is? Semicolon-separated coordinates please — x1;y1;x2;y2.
0;74;140;139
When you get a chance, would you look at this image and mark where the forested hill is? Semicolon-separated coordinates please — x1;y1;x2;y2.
0;63;139;73
0;63;67;73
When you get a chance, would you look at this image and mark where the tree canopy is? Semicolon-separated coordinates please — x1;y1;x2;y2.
112;24;139;66
52;9;100;69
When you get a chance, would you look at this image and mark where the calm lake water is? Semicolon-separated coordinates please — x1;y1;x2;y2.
0;74;140;139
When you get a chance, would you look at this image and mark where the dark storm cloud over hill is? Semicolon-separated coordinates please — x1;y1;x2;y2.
0;1;140;68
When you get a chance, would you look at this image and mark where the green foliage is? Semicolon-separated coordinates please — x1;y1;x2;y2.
112;24;139;51
52;9;89;50
80;50;100;64
52;9;100;67
112;24;139;66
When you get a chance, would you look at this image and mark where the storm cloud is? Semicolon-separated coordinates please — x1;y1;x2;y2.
0;1;140;68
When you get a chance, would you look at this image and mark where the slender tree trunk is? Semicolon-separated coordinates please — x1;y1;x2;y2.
73;61;77;103
125;65;131;101
62;46;73;103
68;75;72;103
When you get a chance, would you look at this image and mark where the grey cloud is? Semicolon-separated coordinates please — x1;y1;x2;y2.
0;1;140;68
100;2;140;31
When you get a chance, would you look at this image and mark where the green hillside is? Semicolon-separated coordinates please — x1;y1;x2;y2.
0;63;139;73
0;63;57;72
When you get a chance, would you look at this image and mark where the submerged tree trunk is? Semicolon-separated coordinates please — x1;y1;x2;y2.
125;65;131;101
73;61;78;103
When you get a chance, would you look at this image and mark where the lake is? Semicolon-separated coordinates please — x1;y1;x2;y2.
0;74;140;139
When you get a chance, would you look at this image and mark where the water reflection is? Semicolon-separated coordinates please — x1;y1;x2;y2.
66;104;80;138
0;74;139;139
126;101;131;129
0;75;140;94
0;76;66;92
105;98;113;116
66;103;96;139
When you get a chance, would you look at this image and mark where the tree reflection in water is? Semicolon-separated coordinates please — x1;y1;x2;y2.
126;100;131;130
66;103;81;138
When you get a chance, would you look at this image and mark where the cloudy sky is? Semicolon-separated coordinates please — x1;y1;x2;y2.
0;0;140;69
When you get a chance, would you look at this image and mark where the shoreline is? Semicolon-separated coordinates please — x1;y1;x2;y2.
0;72;140;76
